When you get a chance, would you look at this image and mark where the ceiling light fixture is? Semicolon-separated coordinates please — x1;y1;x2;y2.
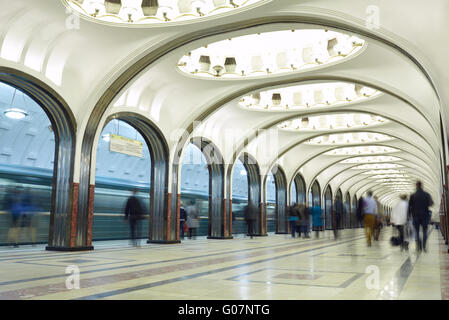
3;88;28;120
4;108;28;120
340;156;402;164
325;146;398;156
307;132;392;145
178;29;365;79
239;82;380;112
280;113;387;132
66;0;262;25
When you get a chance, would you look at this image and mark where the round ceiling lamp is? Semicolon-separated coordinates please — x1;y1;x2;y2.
325;146;398;156
64;0;262;25
351;163;403;169
278;113;387;132
178;29;365;79
307;132;392;145
3;88;28;120
239;82;380;111
340;156;402;164
4;108;28;120
362;169;406;175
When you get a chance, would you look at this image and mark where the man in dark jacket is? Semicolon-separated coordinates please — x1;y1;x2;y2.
180;202;187;239
125;189;144;247
409;181;433;252
357;197;365;228
333;196;343;239
244;203;258;239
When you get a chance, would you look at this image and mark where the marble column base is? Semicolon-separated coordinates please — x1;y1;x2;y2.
146;240;181;244
207;236;234;240
46;246;94;252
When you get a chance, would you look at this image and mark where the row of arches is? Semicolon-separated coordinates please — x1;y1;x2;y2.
0;69;393;250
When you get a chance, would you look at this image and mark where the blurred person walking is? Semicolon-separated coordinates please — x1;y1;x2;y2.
21;188;38;245
124;189;144;247
180;202;187;239
244;203;258;239
288;203;299;238
390;194;409;251
311;204;323;239
357;196;365;228
299;204;310;238
363;191;378;247
333;195;343;240
186;200;200;239
409;181;433;253
373;196;384;241
6;188;22;248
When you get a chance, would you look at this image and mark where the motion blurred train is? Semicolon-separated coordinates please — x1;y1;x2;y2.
0;164;276;245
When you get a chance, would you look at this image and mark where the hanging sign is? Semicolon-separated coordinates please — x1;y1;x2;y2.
109;134;143;158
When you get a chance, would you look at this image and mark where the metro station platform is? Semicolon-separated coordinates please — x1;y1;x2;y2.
0;228;447;300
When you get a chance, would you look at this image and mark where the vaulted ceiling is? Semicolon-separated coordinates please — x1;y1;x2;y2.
1;0;447;210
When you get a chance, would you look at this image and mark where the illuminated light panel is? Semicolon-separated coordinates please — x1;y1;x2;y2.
178;29;365;79
381;182;413;186
351;163;404;169
278;113;387;132
325;146;398;156
341;156;402;164
362;169;406;175
65;0;262;24
377;179;411;183
239;82;380;111
307;132;392;145
369;174;409;179
4;108;28;120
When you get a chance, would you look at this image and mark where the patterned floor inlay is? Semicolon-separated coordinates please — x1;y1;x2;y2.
227;267;364;288
0;228;446;300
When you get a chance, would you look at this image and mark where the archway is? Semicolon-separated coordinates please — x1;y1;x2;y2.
290;178;297;205
266;170;276;233
82;113;171;247
184;137;226;239
272;165;287;234
309;180;322;231
324;186;333;230
231;158;248;235
239;153;265;236
294;174;307;206
0;82;55;245
92;119;151;241
292;173;307;233
0;70;76;250
180;142;209;238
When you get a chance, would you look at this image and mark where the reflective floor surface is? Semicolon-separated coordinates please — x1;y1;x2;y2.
0;227;447;300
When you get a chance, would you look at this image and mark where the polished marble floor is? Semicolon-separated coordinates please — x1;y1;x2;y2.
0;227;447;300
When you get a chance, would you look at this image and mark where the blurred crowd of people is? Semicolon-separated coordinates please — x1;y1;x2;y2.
389;181;433;253
6;181;432;251
356;180;433;252
251;180;435;254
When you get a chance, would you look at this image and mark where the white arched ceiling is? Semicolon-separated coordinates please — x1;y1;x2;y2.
1;0;447;211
